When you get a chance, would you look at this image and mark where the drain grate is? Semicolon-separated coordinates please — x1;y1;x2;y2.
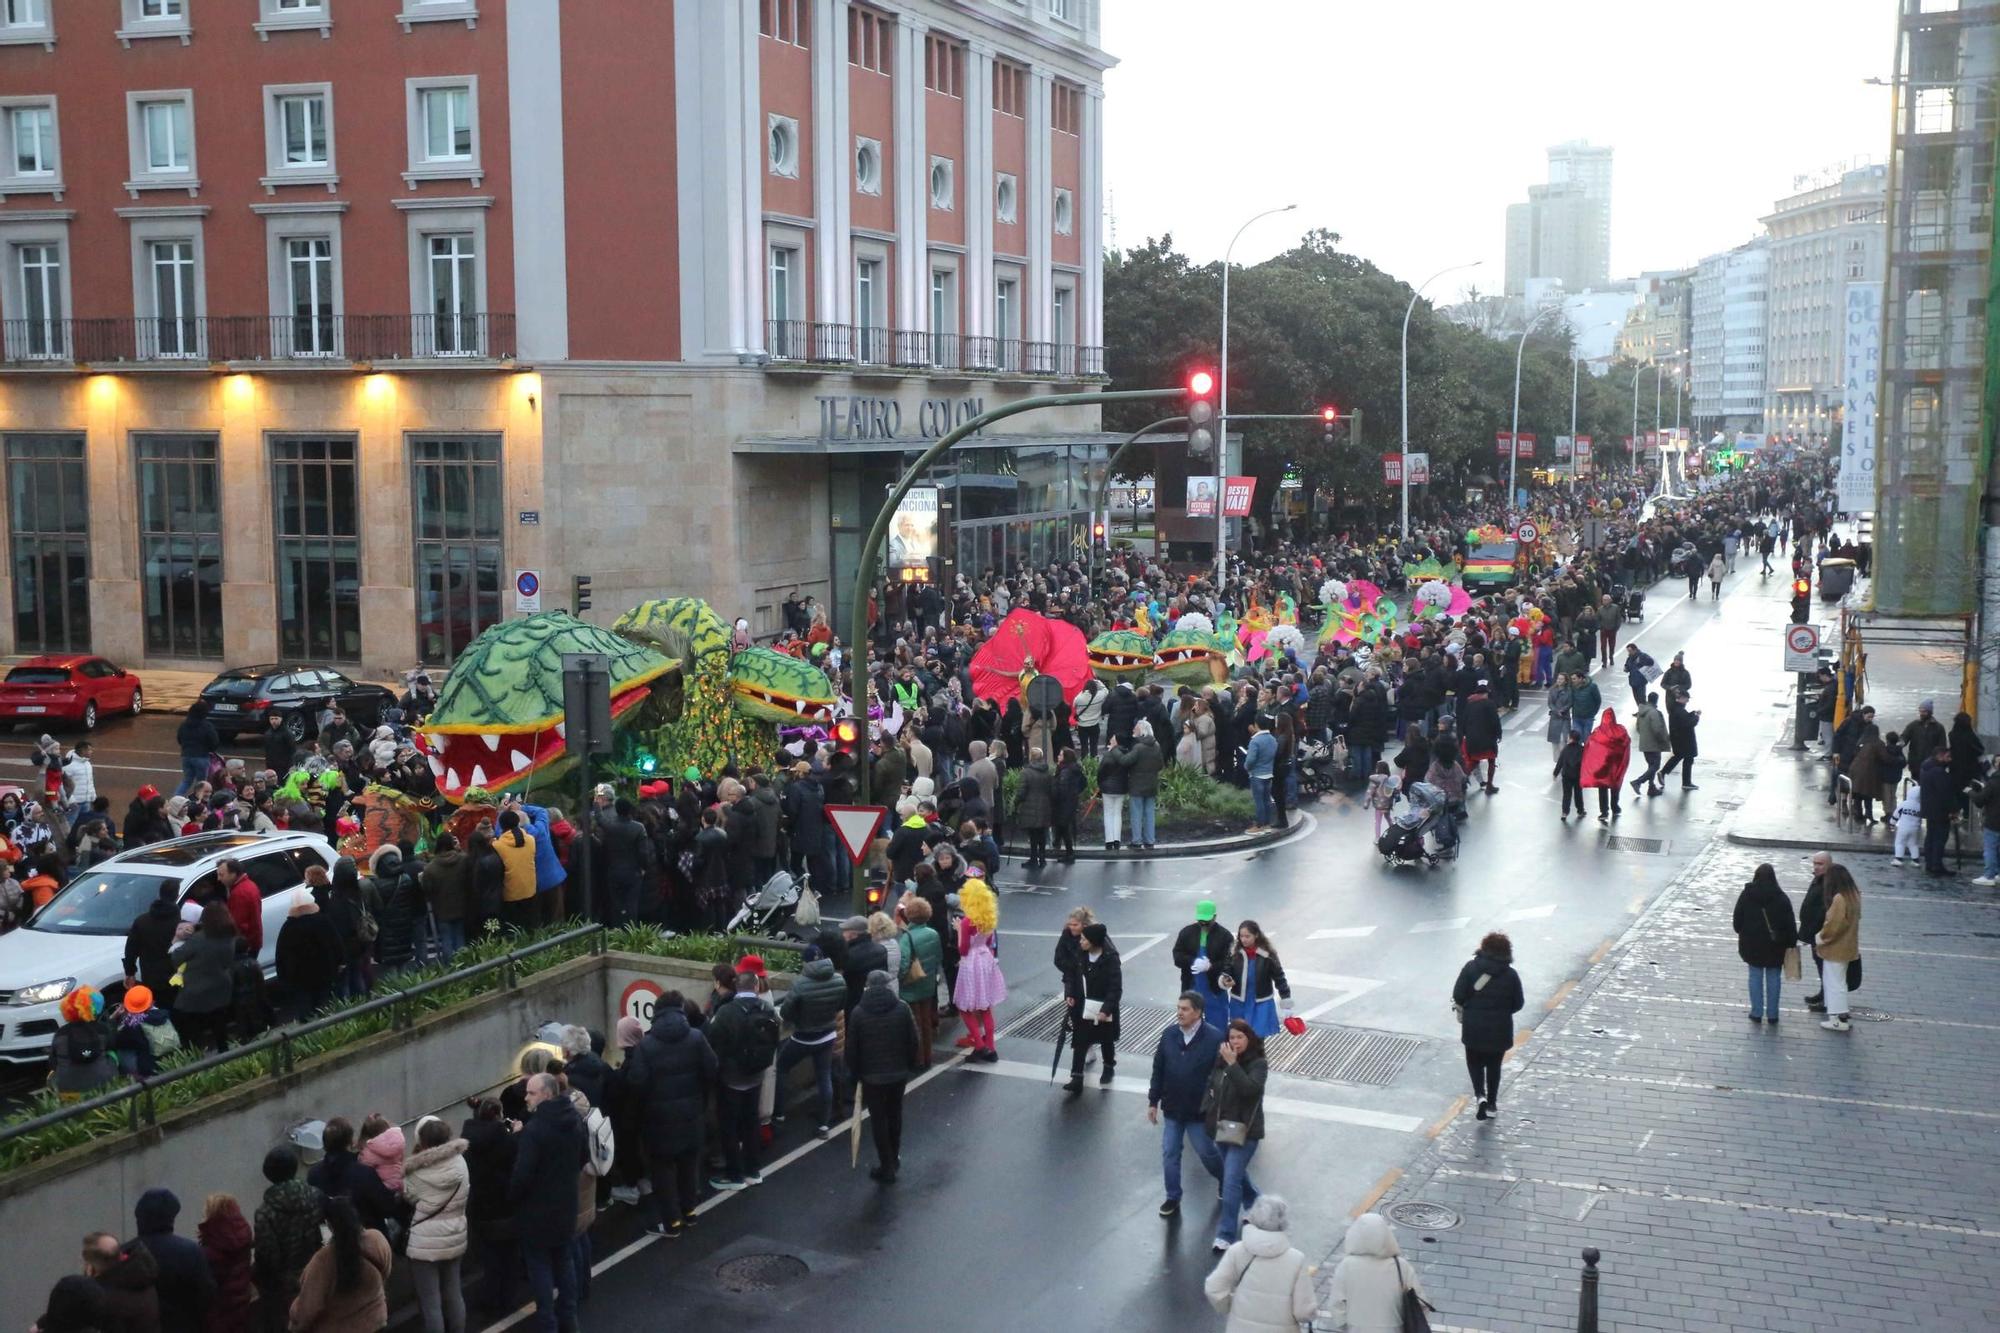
1007;1000;1419;1087
716;1254;810;1293
1604;834;1669;854
1339;1033;1423;1085
1275;1025;1368;1079
1386;1201;1462;1231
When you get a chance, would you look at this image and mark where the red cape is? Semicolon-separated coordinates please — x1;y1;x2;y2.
1580;710;1631;787
967;609;1091;705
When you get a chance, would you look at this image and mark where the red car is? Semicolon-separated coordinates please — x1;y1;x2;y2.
0;655;144;730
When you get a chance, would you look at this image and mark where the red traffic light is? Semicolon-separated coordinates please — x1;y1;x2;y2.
1792;579;1811;597
831;717;862;749
1322;406;1337;422
1188;370;1215;397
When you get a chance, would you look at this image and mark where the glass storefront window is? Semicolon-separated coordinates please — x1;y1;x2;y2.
412;435;502;665
272;437;361;661
136;435;223;659
6;434;88;654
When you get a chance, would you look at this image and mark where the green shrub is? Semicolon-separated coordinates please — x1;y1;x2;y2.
997;753;1248;828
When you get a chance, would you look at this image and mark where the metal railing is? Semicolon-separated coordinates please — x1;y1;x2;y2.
0;924;603;1155
0;313;517;367
766;319;1102;378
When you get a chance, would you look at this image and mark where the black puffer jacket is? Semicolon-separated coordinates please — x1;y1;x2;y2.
620;1006;717;1155
1452;944;1524;1055
779;957;847;1039
1733;876;1799;969
844;984;918;1085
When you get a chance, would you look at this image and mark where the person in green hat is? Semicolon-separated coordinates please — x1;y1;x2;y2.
1172;900;1233;1010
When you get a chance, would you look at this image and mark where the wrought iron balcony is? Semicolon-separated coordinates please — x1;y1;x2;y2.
0;313;516;367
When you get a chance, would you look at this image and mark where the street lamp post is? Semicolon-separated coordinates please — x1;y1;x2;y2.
1508;303;1561;504
1631;362;1646;477
1400;259;1481;541
1217;203;1295;589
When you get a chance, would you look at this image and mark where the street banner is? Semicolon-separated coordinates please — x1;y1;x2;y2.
1555;435;1573;460
825;805;888;867
1839;280;1881;513
1406;452;1430;485
1574;435;1592;459
1622;435;1634;455
1381;454;1404;485
1222;476;1257;517
1185;476;1219;518
1516;433;1535;460
1495;431;1536;459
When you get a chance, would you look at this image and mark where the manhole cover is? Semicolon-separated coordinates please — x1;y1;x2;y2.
1386;1201;1461;1231
716;1254;810;1293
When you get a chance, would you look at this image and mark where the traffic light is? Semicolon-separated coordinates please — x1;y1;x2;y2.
1186;369;1216;459
1092;518;1107;546
1791;577;1811;625
1322;406;1337;448
831;715;862;759
573;574;592;614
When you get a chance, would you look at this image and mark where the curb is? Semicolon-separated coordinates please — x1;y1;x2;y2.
1727;831;1894;855
1001;813;1313;860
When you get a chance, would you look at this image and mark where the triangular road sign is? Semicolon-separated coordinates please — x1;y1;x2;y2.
825;804;889;867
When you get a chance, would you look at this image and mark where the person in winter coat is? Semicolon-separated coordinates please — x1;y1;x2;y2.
464;830;506;942
217;859;265;958
1733;863;1798;1024
305;1117;401;1237
1124;722;1166;848
1103;681;1142;745
1216;920;1292;1038
362;846;422;974
1062;922;1122;1091
132;1188;214;1333
287;1198;390;1333
253;1147;324;1333
775;950;846;1134
1846;725;1889;824
895;894;944;1067
170;904;240;1053
1545;680;1574;765
1172;899;1234;1005
492;808;541;933
1071;679;1107;756
197;1194;257;1333
843;970;920;1182
1204;1195;1319;1333
1096;730;1132;849
1324;1211;1429;1332
1659;689;1701;791
557;1025;609;1111
403;1116;470;1333
1453;932;1524;1120
1148;990;1225;1218
517;803;570;924
124;884;182;1000
1012;748;1056;868
1458;684;1502;793
176;702;220;796
1707;551;1726;599
508;1072;588;1330
1622;644;1656;700
1579;708;1631;823
84;1232;161;1333
619;996;717;1238
1815;864;1863;1031
1630;693;1670;797
1051;747;1086;865
35;1273;110;1333
274;889;343;1024
419;833;470;960
1203;1019;1269;1250
456;1099;517;1317
1918;747;1957;876
594;796;652;927
1567;673;1602;743
1902;699;1946;770
356;1114;405;1195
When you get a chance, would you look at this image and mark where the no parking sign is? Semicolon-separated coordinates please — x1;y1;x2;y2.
620;978;663;1026
514;569;542;614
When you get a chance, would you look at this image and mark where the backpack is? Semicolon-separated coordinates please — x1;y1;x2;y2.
718;1000;782;1074
581;1105;616;1178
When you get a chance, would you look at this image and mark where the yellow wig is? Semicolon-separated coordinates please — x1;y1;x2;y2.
960;878;999;935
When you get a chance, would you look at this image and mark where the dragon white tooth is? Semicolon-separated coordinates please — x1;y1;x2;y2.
511;750;530;772
555;722;566;740
470;764;489;789
446;767;462;791
481;733;500;751
796;699;808;713
427;754;444;778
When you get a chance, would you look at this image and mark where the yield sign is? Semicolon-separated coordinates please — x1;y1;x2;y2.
825;804;889;867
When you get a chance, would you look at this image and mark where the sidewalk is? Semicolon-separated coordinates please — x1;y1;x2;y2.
1326;833;2000;1330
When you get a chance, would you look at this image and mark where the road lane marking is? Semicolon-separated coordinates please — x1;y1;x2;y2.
1349;1167;1403;1217
1308;926;1378;940
1409;916;1471;933
961;1058;1426;1132
1544;979;1577;1011
1558;1069;2000;1121
1425;1096;1469;1139
1502;903;1557;922
1588;938;1615;965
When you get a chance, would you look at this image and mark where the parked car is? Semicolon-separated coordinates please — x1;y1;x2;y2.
197;665;398;744
0;830;339;1065
0;655;143;731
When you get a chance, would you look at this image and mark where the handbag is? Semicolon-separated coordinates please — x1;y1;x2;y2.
1782;947;1801;981
1213;1119;1249;1147
1847;955;1862;992
1396;1257;1436;1333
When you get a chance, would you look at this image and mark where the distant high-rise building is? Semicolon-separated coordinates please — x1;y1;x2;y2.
1619;269;1694;367
1503;142;1613;296
1691;240;1769;435
1761;164;1888;445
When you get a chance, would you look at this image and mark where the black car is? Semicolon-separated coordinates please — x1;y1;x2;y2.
197;665;399;744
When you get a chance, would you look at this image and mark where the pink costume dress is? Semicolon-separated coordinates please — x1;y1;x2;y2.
953;920;1007;1012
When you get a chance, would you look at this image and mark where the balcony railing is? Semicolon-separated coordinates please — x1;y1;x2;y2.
766;319;1103;379
0;313;516;367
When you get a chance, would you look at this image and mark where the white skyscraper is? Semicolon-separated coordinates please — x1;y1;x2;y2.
1503;141;1614;295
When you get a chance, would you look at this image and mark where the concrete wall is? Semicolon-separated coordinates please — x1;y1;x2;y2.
0;949;762;1321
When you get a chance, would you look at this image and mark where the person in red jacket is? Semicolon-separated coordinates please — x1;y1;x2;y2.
1579;708;1631;824
217;858;264;956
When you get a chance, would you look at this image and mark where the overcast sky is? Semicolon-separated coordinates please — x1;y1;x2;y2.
1101;0;1894;296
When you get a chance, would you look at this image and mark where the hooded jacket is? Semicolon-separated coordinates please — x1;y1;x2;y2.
251;1179;324;1294
1452;944;1524;1054
1634;702;1671;753
356;1123;405;1194
92;1240;161;1333
1204;1224;1318;1333
196;1206;256;1333
508;1091;588;1249
403;1131;471;1263
622;1005;718;1155
1733;875;1799;969
779;957;847;1039
844;982;919;1085
123;898;180;991
287;1228;390;1333
746;784;782;858
1579;710;1631;788
519;804;568;892
1324;1212;1427;1332
133;1189;213;1333
275;894;345;996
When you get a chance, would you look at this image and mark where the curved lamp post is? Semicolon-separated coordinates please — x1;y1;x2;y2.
1400;259;1480;539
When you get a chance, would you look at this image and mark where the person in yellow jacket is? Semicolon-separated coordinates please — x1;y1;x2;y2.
1814;864;1862;1032
493;806;540;932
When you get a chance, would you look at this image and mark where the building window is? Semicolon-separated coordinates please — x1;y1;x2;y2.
925;35;964;97
427;233;478;354
758;0;807;46
13;241;62;358
848;6;888;73
1052;284;1073;346
397;0;477;31
143;101;190;172
136;435;224;660
256;0;331;38
6;435;88;654
768;115;799;178
422;87;472;161
119;0;191;44
995;173;1017;224
411;435;502;666
1052;83;1082;135
272;438;360;661
6;103;55;180
993;62;1027;118
0;0;52;47
854;137;882;195
126;92;198;192
929;156;954;210
145;240;200;358
404;79;480;185
1054;187;1073;235
279;93;328;167
286;236;336;355
855;254;885;362
1048;0;1075;22
767;242;802;355
929;264;958;366
995;274;1020;369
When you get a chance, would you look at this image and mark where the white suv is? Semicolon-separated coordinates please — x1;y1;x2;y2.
0;830;340;1065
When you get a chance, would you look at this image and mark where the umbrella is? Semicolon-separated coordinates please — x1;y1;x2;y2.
849;1099;863;1168
1048;1003;1073;1082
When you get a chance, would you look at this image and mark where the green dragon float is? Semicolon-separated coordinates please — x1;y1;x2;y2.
1085;628;1232;687
419;600;835;804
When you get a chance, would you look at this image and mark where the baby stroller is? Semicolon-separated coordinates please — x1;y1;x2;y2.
726;869;808;937
1623;583;1645;622
1295;735;1347;794
1377;782;1457;867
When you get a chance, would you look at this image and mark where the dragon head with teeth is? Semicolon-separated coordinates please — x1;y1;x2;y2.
419;611;674;803
1086;630;1160;683
728;647;837;724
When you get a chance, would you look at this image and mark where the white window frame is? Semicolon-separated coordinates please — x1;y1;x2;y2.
0;0;55;51
854;136;882;196
125;91;199;197
995;172;1018;225
929;156;955;211
768;114;800;180
0;97;61;200
0;216;71;361
128;220;207;360
256;0;330;39
404;78;481;187
259;204;347;359
261;84;338;193
1053;186;1073;236
928;254;960;368
854;241;888;363
1048;0;1075;22
118;0;192;46
1051;276;1075;346
994;270;1021;341
398;0;477;31
401;201;489;358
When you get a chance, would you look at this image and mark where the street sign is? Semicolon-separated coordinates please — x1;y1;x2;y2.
619;978;663;1026
518;510;540;526
514;569;541;613
826;804;889;867
1783;624;1821;673
1516;521;1540;545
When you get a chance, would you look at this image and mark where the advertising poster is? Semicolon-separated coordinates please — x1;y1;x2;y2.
1186;475;1219;518
888;487;938;567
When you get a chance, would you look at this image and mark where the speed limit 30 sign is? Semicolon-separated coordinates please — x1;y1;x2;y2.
1516;521;1540;545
